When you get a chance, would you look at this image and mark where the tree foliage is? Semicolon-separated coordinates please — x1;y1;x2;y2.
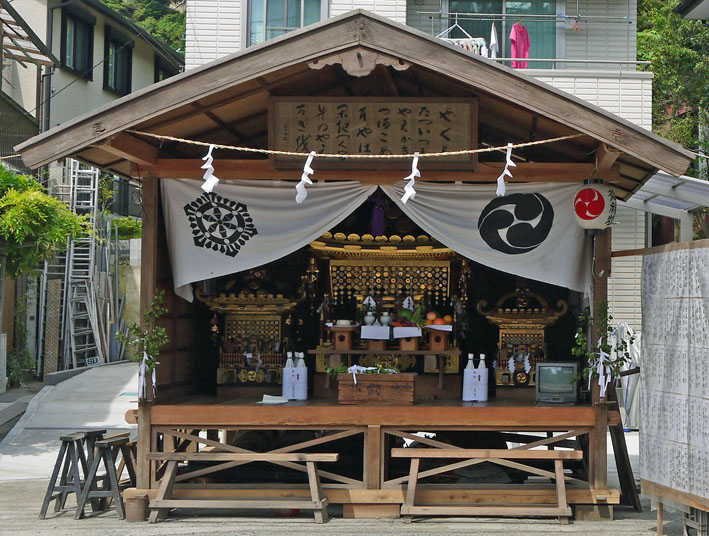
637;0;709;176
0;166;90;277
100;0;185;52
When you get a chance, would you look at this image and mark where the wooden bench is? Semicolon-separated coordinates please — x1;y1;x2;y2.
145;452;338;523
391;448;583;523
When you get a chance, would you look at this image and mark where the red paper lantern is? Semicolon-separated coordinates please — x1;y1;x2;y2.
574;180;616;232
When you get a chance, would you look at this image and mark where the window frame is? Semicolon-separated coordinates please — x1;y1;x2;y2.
245;0;327;48
103;25;134;97
60;8;96;79
154;54;178;83
440;0;565;69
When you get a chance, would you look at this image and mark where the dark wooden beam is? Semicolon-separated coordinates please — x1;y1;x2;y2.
98;132;159;167
190;103;244;142
133;159;622;184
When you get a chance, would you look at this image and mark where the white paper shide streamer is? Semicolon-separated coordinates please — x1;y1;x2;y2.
200;144;220;193
138;352;159;399
347;364;398;384
587;336;612;397
401;152;420;204
295;151;316;203
495;142;516;197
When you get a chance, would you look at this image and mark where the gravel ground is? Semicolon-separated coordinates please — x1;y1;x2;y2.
0;479;685;536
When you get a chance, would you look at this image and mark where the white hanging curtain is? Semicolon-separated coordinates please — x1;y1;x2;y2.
381;181;591;292
161;179;376;301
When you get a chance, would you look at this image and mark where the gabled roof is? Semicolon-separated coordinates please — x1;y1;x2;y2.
15;10;693;198
0;0;57;68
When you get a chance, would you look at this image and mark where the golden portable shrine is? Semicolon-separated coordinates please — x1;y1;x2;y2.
16;10;694;524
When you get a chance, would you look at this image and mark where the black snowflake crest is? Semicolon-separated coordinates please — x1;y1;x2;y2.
183;191;257;257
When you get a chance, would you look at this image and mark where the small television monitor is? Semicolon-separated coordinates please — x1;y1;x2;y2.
535;362;578;405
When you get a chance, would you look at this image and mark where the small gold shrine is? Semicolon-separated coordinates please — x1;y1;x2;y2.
477;287;567;387
196;287;299;385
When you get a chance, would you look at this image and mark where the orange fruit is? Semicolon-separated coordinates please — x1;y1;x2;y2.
433;318;446;325
443;314;453;324
426;311;438;320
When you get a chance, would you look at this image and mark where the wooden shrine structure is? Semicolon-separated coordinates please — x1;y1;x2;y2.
16;10;693;521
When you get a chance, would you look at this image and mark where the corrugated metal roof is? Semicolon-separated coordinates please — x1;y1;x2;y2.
622;171;709;218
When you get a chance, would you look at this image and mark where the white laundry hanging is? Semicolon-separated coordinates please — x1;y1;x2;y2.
490;22;499;58
440;37;489;57
437;18;489;57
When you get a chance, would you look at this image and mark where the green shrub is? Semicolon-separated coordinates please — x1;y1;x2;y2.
113;217;142;240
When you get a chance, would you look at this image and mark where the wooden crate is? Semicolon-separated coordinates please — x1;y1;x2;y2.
337;373;416;405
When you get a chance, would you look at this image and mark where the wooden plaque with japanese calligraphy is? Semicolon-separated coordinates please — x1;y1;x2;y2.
268;97;477;170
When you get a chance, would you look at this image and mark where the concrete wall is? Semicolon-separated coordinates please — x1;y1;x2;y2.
118;239;141;360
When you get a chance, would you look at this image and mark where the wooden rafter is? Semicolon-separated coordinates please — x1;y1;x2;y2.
98;133;159;168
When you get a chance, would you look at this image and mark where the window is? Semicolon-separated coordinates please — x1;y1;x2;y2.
61;9;95;78
448;0;556;68
154;55;178;83
248;0;322;47
103;26;133;96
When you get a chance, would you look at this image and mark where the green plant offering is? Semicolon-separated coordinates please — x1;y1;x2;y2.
116;290;168;376
326;364;348;378
572;301;635;389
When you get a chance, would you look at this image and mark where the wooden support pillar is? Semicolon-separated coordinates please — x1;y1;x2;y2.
590;227;611;494
365;425;382;489
136;176;159;489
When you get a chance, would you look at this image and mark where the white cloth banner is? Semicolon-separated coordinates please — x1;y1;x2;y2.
162;179;376;300
381;181;591;292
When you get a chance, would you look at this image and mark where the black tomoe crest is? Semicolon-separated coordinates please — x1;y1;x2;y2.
183;191;257;257
478;193;554;255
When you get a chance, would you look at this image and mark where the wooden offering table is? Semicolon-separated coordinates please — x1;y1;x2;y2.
127;392;620;519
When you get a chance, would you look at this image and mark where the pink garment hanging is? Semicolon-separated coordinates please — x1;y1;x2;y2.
509;22;530;69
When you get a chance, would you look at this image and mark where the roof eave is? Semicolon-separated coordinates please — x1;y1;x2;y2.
16;10;693;179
